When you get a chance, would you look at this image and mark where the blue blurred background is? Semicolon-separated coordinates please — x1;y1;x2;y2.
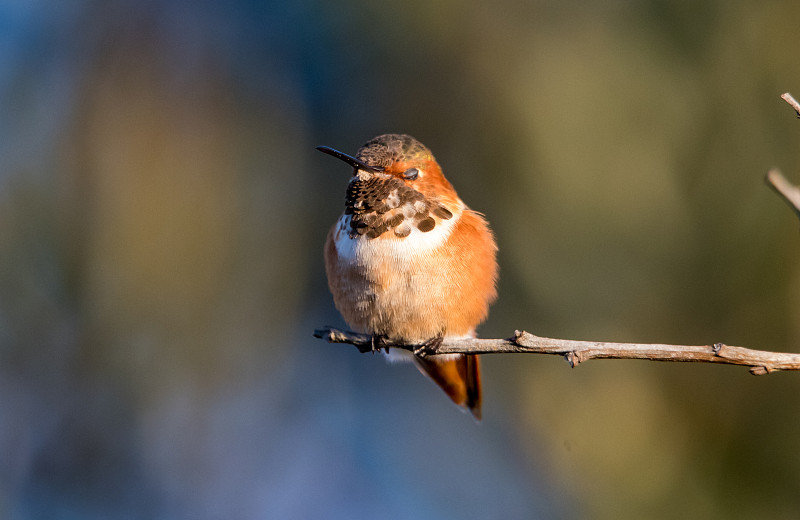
2;1;800;518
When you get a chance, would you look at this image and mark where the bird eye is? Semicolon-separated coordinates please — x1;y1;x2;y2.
402;168;420;180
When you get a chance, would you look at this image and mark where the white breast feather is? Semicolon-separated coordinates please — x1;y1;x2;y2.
334;202;463;263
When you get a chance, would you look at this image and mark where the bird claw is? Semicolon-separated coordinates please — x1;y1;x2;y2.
371;334;389;354
414;335;443;358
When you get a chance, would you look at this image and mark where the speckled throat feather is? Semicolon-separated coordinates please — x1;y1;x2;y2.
344;175;453;239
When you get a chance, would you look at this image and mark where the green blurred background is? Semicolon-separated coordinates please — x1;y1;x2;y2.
2;1;800;518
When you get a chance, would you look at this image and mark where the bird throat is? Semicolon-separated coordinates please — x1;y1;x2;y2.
344;175;453;240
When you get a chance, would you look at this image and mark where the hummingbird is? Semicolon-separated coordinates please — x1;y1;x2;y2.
318;134;498;419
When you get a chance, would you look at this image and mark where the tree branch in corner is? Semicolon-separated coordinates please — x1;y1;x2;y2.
781;92;800;118
764;92;800;217
766;168;800;218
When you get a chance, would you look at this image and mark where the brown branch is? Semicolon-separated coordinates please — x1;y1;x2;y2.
766;168;800;218
313;327;800;375
765;92;800;218
781;92;800;118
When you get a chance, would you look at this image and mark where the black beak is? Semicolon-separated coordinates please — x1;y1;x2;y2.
316;146;385;173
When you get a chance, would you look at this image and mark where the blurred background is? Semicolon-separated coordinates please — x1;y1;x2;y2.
1;0;799;518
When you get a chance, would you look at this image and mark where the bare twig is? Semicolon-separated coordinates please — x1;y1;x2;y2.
314;327;800;375
766;168;800;218
766;92;800;217
781;92;800;118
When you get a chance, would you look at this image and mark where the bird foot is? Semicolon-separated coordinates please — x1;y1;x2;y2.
371;334;389;354
413;335;443;358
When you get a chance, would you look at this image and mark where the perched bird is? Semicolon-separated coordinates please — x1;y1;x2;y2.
319;134;498;419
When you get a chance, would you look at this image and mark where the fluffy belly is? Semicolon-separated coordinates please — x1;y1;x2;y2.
327;214;459;342
325;206;495;345
335;247;451;342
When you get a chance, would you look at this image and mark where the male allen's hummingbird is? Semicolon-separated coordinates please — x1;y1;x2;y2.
319;134;498;419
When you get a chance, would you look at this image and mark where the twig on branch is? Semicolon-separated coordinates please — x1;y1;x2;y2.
766;168;800;218
313;327;800;375
781;92;800;118
765;92;800;218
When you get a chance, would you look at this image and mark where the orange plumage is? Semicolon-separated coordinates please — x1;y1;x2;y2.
320;134;498;419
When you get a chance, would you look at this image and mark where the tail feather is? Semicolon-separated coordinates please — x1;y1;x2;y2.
413;354;482;420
